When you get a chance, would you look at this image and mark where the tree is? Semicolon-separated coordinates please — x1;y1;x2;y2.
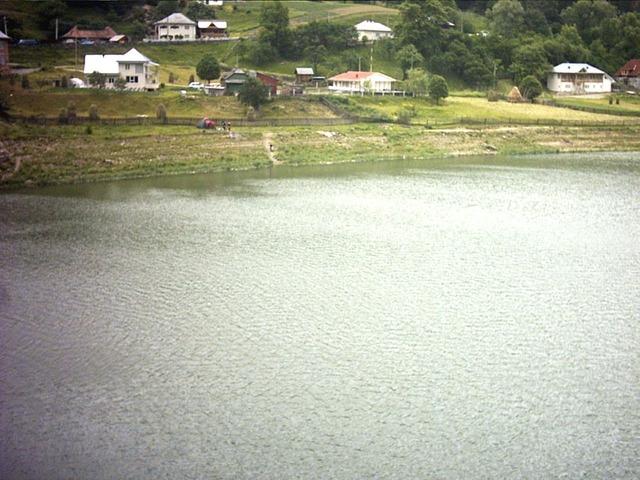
428;75;449;104
114;76;127;90
67;101;77;121
397;44;424;78
237;77;269;110
561;0;618;44
487;0;525;37
395;0;456;60
156;103;168;123
0;89;10;118
403;68;429;95
21;75;30;90
519;75;543;99
510;43;550;83
239;39;278;67
155;0;179;19
88;71;106;89
304;45;328;72
88;104;99;121
196;54;221;84
185;2;215;20
259;1;292;57
543;25;591;65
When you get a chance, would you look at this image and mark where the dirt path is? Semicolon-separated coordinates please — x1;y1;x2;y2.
263;132;282;165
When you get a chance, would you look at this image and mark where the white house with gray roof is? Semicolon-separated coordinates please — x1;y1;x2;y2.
355;20;393;42
154;13;197;41
547;63;614;94
84;48;159;90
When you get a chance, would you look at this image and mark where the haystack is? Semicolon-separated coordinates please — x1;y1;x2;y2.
507;86;524;103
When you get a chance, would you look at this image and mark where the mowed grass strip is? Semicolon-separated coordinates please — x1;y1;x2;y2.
340;96;640;124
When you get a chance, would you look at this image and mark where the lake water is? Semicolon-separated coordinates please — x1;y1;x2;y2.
1;153;639;479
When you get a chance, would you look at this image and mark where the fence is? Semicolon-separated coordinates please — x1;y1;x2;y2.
10;114;363;128
536;98;640;118
11;114;639;129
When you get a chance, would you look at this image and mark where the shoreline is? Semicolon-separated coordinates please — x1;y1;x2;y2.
2;122;640;189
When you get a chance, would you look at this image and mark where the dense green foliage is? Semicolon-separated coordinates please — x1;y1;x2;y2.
237;78;269;110
196;55;221;84
428;75;449;104
3;0;639;90
519;75;544;99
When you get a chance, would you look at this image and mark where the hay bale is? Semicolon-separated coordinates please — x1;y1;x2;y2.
507;86;524;103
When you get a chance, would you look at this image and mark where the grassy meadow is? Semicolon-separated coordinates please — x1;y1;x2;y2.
3;121;640;188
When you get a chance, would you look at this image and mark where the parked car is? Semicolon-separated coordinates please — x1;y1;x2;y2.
79;39;95;46
17;39;39;46
188;82;203;90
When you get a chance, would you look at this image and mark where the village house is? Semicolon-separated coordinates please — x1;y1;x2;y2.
62;25;118;43
109;34;128;44
547;63;614;94
154;13;197;41
84;48;159;91
354;20;393;42
0;31;10;75
197;20;228;38
221;68;279;96
614;59;640;90
295;67;314;83
328;71;397;93
197;0;223;5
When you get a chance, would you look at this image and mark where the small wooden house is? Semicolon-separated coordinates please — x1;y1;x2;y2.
295;67;314;83
0;31;10;75
62;25;118;43
197;20;228;38
221;68;279;96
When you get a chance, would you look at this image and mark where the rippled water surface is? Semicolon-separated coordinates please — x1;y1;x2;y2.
1;153;639;479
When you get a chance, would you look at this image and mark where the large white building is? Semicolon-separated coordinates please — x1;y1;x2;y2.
328;71;397;93
355;20;393;42
84;48;159;91
547;63;614;94
154;13;197;41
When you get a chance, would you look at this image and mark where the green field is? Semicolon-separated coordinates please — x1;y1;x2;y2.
3;121;640;188
3;87;339;119
329;95;640;125
554;95;640;116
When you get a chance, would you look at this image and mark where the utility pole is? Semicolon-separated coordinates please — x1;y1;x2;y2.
75;38;78;72
358;56;361;71
55;18;58;40
3;16;7;35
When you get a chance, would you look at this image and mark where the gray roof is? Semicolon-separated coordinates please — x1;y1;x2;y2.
155;13;196;25
0;31;10;40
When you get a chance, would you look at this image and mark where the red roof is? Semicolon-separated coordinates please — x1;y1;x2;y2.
62;25;118;40
329;71;375;81
616;59;640;77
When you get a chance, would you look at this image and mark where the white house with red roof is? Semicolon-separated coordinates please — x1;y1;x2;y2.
328;71;397;93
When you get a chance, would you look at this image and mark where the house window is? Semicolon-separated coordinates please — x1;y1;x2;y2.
171;25;179;29
126;76;139;83
135;64;143;74
107;77;115;83
123;63;131;71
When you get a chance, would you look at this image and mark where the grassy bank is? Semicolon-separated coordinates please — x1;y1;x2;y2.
3;121;640;188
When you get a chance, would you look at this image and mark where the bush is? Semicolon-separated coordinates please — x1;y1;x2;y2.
189;74;195;84
60;75;68;88
168;71;177;83
21;75;30;89
396;105;417;124
428;75;449;105
156;103;168;123
89;104;99;121
519;75;543;100
487;90;501;102
85;125;93;135
67;101;77;121
58;107;68;124
159;83;165;89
